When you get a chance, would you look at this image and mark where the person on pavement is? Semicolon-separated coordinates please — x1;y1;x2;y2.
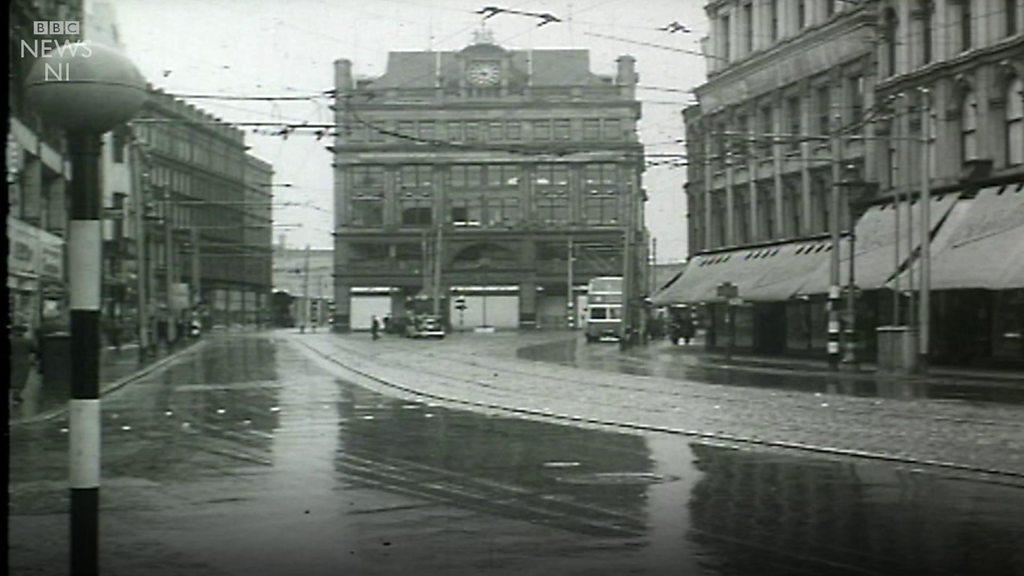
9;324;36;405
371;316;380;341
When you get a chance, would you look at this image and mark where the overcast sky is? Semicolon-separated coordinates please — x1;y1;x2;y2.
108;0;710;262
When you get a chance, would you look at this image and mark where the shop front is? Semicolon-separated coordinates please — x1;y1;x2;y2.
7;216;66;337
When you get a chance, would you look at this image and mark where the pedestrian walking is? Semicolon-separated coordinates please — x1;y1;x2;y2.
9;324;36;405
371;316;380;341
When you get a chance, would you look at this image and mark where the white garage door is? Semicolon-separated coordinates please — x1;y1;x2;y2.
451;295;519;329
350;296;391;330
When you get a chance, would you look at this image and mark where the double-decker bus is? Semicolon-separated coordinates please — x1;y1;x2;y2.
584;276;623;342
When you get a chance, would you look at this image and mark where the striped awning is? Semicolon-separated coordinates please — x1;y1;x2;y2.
920;183;1024;291
652;239;834;305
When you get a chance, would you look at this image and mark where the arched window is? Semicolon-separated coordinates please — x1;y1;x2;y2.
1008;77;1024;166
919;0;933;65
960;1;973;51
883;8;899;77
962;90;978;163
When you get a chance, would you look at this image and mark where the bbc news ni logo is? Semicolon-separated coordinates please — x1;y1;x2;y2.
23;21;91;81
35;21;81;35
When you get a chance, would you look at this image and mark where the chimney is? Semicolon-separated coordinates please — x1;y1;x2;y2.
334;59;353;94
616;55;637;100
616;55;637;87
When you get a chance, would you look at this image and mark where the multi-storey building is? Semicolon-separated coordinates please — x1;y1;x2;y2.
331;32;645;331
8;0;82;339
132;90;275;329
872;0;1023;365
660;0;1023;367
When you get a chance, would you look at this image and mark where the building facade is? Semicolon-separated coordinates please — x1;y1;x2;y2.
131;90;275;330
272;240;334;327
8;0;81;339
332;33;646;331
661;0;1024;367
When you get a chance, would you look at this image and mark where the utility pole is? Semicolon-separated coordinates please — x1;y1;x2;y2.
301;244;311;332
919;89;932;372
906;101;916;335
842;164;859;369
191;226;200;320
828;114;842;370
566;236;574;329
432;223;443;316
650;237;657;295
164;190;177;344
620;178;634;350
130;141;149;359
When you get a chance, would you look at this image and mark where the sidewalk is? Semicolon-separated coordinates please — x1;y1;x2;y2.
9;338;204;425
638;335;1024;386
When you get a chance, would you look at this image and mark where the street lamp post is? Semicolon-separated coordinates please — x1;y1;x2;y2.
26;43;147;576
837;164;877;371
828;115;843;370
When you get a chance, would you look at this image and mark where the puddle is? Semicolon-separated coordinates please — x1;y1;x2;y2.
518;338;1024;404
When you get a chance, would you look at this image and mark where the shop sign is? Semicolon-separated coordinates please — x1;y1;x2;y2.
7;217;39;276
38;229;65;281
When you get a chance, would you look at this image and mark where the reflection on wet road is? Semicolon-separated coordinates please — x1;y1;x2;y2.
9;335;1024;575
518;338;1024;404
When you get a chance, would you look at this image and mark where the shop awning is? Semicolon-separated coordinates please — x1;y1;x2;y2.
652;239;834;305
922;183;1024;291
799;193;958;295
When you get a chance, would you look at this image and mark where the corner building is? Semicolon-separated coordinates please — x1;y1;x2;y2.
331;34;644;331
663;0;1024;367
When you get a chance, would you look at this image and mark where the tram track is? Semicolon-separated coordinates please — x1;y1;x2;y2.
291;336;1024;482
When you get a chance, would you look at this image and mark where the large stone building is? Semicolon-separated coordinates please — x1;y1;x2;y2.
659;0;1023;367
132;89;275;329
331;31;646;331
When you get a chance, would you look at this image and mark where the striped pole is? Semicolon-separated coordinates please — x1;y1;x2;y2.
68;133;103;576
828;116;842;370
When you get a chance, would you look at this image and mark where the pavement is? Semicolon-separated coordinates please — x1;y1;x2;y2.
9;338;206;425
654;334;1024;384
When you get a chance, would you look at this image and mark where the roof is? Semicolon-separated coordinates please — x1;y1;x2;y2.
365;47;610;90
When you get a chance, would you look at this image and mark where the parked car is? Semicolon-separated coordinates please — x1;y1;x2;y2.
405;315;445;339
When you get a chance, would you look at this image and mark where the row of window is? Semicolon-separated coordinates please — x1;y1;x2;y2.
691;173;842;250
344;118;628;144
349;194;621;228
348;242;624;264
704;73;864;165
715;1;849;66
704;75;1022;170
351;163;625;190
882;0;1020;77
148;162;253;204
134;122;244;180
894;78;1024;172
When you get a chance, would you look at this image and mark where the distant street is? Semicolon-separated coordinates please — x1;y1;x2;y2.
9;331;1024;576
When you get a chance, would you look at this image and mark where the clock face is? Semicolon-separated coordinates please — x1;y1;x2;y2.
467;62;501;87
